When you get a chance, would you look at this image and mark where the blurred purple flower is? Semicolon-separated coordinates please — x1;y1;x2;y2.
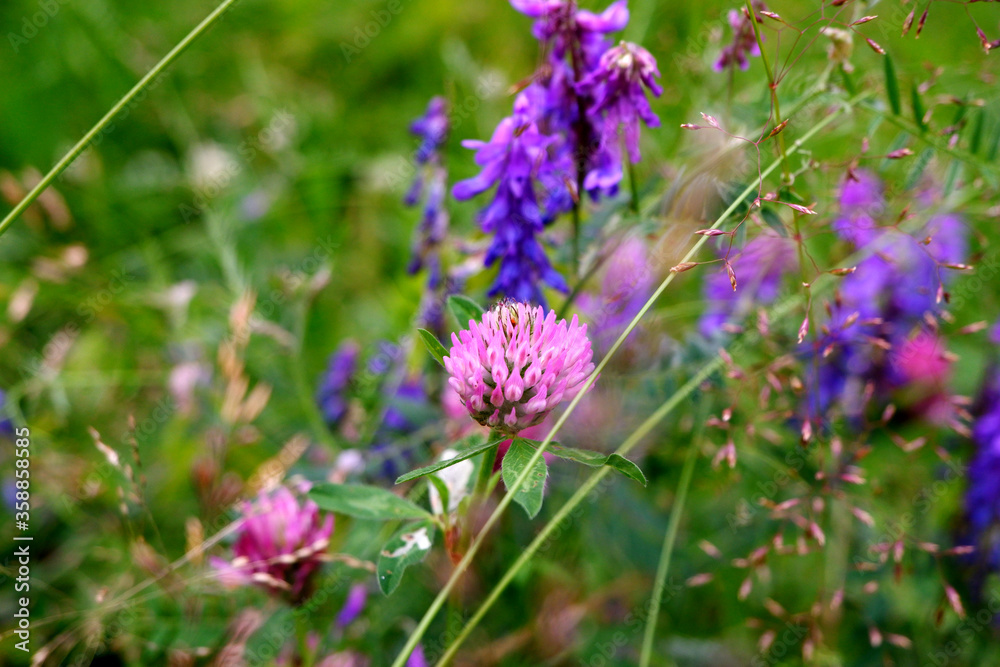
211;487;334;602
336;583;369;628
803;172;968;423
832;170;884;246
405;97;451;286
444;301;595;435
0;389;13;438
452;93;568;305
714;2;766;72
963;352;1000;583
699;235;795;338
580;235;653;353
405;645;428;667
317;341;360;428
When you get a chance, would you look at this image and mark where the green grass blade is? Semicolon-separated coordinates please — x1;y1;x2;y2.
0;0;243;241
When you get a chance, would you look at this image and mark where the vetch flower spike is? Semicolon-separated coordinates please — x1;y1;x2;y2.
444;300;595;436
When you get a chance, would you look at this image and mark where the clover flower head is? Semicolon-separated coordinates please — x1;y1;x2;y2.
444;301;595;435
211;486;334;602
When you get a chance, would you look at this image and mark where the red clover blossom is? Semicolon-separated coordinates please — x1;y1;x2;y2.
444;300;595;436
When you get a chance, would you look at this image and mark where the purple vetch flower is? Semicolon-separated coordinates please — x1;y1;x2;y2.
699;235;796;338
962;352;1000;584
317;341;360;428
579;41;662;171
211;487;334;602
405;97;451;286
714;2;767;72
336;583;369;628
444;301;595;435
452;93;568;305
511;0;628;58
510;1;635;201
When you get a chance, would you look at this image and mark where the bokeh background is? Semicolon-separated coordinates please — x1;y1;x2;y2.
1;0;999;665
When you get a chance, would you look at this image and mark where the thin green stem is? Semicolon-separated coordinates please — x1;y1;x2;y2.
628;157;641;214
473;437;501;501
744;0;789;181
639;415;702;667
394;92;871;667
0;0;243;240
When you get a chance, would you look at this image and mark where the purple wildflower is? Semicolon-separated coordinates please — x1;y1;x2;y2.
581;235;654;353
699;235;795;338
963;353;1000;583
511;0;628;57
714;2;767;72
444;301;595;435
211;487;334;602
405;97;451;286
452;93;568;305
579;41;662;172
336;583;369;628
405;645;428;667
832;170;884;246
317;341;360;428
511;0;636;201
803;172;968;423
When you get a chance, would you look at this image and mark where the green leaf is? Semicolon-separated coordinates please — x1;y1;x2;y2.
501;439;548;519
604;454;648;486
904;147;935;190
910;84;927;132
547;444;648;486
395;434;506;484
376;520;436;595
417;328;449;368
970;108;985;155
760;208;788;237
309;483;431;521
988;121;1000;162
447;294;485;329
884;55;901;116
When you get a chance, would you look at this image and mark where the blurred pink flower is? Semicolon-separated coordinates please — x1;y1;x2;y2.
211;486;333;602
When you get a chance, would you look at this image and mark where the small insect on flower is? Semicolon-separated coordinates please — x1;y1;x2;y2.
444;300;595;435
